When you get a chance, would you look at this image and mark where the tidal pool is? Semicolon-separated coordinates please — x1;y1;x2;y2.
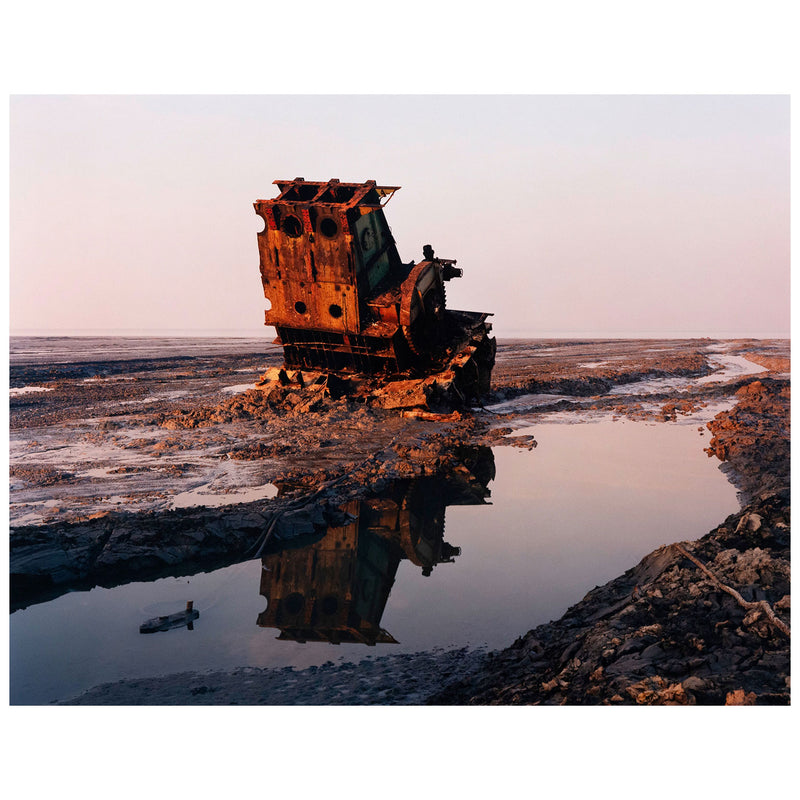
9;415;739;704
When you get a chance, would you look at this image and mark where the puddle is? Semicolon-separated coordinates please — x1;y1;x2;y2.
81;467;116;478
117;390;189;405
485;393;573;415
696;355;768;383
171;481;278;509
704;342;735;353
535;398;735;426
8;426;235;524
608;376;694;396
608;354;766;398
221;384;256;394
487;353;768;415
10;386;54;396
10;418;739;704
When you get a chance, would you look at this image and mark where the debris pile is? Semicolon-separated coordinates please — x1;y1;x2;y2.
252;178;495;410
704;379;790;498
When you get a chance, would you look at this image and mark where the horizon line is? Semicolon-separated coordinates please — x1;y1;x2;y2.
8;327;791;341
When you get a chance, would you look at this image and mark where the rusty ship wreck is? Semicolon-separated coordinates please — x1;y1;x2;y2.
253;178;495;410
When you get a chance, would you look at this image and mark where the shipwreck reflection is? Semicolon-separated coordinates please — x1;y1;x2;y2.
257;447;495;646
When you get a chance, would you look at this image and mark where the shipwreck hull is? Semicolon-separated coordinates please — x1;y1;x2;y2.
274;324;411;376
254;178;495;409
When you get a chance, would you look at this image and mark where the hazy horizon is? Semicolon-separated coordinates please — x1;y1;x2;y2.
9;327;790;341
10;95;790;340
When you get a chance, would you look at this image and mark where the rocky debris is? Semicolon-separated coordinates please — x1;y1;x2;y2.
156;358;484;426
59;646;490;705
429;489;789;705
659;399;702;421
704;379;789;500
267;420;493;493
738;352;790;373
9;466;76;487
156;388;280;428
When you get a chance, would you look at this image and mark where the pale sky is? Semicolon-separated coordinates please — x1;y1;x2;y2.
3;0;798;788
9;95;789;338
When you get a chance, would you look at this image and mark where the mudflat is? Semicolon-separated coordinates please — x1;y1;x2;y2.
9;336;789;704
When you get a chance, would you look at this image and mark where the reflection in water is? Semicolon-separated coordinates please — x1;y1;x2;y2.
10;422;741;704
257;449;495;646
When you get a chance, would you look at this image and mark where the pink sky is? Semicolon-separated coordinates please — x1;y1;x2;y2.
10;95;789;337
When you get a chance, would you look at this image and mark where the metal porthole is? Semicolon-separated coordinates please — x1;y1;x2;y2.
319;217;338;238
284;592;304;615
329;304;343;319
294;301;307;314
281;215;303;238
320;595;339;615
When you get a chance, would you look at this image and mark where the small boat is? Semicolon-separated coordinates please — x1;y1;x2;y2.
140;601;199;634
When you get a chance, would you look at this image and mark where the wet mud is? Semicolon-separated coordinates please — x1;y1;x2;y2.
9;336;790;704
431;352;790;706
430;490;789;705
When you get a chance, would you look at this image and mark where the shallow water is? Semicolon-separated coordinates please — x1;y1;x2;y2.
170;480;278;509
9;415;739;704
486;352;770;415
696;354;768;383
609;353;767;396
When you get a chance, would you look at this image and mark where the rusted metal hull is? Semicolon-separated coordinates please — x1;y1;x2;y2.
254;179;495;409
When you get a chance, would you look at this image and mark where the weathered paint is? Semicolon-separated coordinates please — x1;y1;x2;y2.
254;178;495;404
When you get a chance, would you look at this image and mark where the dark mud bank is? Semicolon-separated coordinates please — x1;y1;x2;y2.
429;378;791;705
429;490;789;705
10;436;498;612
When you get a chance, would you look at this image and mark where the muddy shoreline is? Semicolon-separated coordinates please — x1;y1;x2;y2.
9;336;789;705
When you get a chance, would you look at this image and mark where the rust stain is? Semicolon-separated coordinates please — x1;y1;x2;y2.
254;178;495;408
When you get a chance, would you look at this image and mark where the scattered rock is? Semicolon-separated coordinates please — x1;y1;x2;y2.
725;689;757;705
